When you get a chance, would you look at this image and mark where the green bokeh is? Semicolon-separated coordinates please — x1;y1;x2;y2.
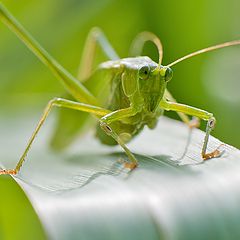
0;0;240;237
0;0;240;147
1;0;240;147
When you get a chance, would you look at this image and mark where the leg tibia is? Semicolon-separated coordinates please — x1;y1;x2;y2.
160;100;223;161
201;117;223;160
0;98;109;175
100;108;139;170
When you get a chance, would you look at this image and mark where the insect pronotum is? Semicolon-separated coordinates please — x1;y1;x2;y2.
0;3;240;175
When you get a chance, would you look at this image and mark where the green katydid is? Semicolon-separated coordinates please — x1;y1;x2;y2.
0;3;240;175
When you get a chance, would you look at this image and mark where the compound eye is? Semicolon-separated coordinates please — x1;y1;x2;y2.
139;65;150;80
164;67;173;82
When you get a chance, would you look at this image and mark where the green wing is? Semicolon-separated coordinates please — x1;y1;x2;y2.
50;69;112;150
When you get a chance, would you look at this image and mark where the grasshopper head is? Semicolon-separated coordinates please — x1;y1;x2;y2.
138;62;173;112
120;57;173;112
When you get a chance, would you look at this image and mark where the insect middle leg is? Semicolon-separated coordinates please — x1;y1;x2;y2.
160;99;223;160
0;98;110;175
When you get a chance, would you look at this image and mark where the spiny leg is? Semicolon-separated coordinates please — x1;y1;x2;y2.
0;98;110;175
100;107;139;170
164;89;200;128
160;99;223;160
77;27;119;81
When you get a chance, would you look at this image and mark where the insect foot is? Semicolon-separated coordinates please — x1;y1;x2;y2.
117;158;138;172
124;161;138;171
0;169;17;175
202;144;225;160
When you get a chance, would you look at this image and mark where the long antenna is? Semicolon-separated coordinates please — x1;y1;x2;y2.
167;40;240;67
130;31;163;66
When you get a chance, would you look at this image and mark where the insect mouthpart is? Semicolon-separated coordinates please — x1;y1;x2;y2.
151;66;173;82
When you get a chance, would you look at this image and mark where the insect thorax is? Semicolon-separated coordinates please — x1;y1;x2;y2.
95;59;165;146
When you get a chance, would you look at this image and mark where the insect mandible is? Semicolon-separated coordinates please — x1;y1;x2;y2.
0;3;240;175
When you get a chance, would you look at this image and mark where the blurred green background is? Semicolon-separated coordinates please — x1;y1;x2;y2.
0;0;240;238
0;0;240;147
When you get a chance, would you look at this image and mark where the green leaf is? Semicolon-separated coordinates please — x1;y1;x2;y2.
1;115;240;240
0;176;46;240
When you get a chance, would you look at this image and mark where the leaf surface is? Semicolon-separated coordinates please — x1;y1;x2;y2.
1;115;240;240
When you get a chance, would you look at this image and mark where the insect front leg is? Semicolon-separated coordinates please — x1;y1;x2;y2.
164;89;200;129
77;27;119;81
100;107;139;170
0;98;110;175
160;99;223;160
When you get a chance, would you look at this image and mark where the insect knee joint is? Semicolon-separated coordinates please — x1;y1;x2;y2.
208;117;216;129
100;121;112;135
50;97;62;107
